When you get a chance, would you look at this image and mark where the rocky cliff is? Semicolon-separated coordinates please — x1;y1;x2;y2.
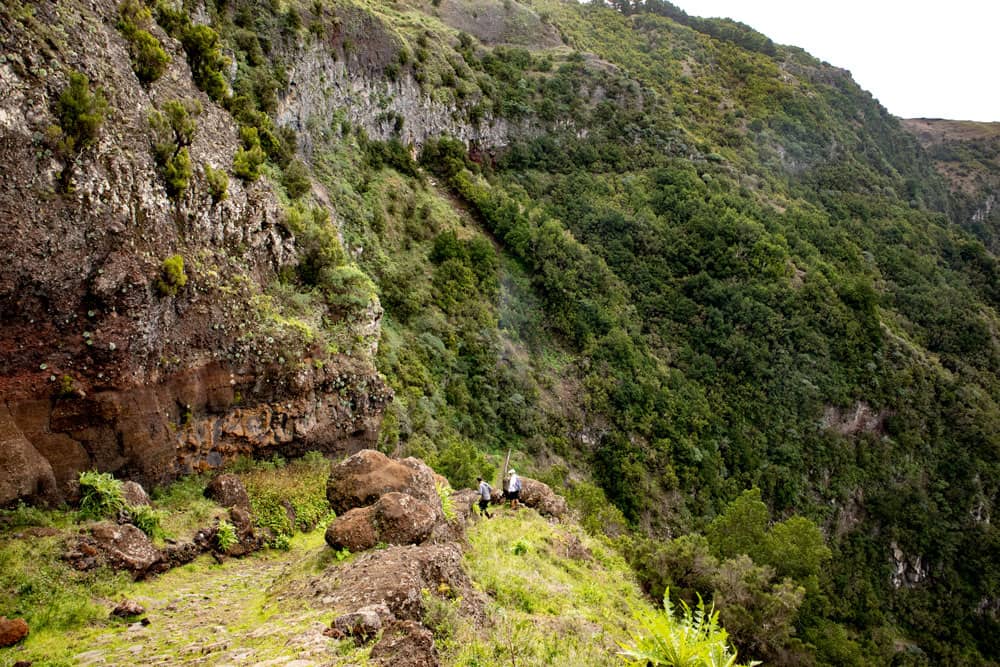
0;0;390;505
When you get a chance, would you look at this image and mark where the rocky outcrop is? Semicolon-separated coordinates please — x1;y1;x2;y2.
326;449;442;517
66;522;163;579
0;0;390;505
0;404;58;506
890;541;929;589
331;605;384;642
311;543;474;622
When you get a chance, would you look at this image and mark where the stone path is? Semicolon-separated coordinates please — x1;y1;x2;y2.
57;542;366;667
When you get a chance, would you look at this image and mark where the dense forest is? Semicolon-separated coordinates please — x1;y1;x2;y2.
4;0;998;663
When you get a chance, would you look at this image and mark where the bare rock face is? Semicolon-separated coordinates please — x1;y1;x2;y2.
325;492;437;551
370;619;439;667
121;481;149;507
518;477;568;518
326;450;441;517
205;474;250;509
0;617;29;647
0;0;392;505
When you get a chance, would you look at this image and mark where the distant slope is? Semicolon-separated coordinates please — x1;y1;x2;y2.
903;118;1000;251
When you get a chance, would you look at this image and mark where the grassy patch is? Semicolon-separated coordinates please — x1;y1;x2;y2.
236;451;333;544
452;509;653;666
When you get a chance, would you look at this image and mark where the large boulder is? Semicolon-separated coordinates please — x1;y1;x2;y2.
326;450;440;516
370;620;439;667
205;473;250;509
518;477;568;518
0;617;28;647
325;492;437;551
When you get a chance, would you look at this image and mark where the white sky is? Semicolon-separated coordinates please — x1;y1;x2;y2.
674;1;1000;122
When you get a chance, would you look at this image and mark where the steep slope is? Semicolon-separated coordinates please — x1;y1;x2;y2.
1;0;998;664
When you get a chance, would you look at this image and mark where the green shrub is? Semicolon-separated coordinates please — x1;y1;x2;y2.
78;471;126;520
163;147;192;198
234;126;266;181
215;519;238;551
204;163;228;202
156;254;187;296
117;1;170;84
181;24;228;101
282;157;311;198
127;504;166;540
620;590;758;667
436;481;456;522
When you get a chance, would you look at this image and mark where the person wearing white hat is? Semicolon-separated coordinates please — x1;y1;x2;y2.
507;469;522;510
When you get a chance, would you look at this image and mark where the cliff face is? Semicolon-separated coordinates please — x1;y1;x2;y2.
0;0;389;505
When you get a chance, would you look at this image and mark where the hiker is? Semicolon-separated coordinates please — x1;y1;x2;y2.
507;469;522;510
477;476;493;519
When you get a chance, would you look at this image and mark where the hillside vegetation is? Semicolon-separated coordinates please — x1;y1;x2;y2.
1;0;998;664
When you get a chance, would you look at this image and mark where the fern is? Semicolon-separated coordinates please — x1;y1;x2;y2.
619;589;759;667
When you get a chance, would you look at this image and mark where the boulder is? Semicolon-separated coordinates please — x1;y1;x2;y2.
121;481;150;506
326;450;440;516
205;473;250;509
226;506;263;556
85;523;162;577
372;492;437;545
370;620;439;667
518;477;568;518
325;492;436;552
325;505;378;552
0;616;28;647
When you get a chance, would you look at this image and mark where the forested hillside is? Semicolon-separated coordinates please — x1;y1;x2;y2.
1;0;998;664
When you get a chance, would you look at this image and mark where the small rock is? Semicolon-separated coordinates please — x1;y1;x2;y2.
121;481;150;506
111;599;146;617
332;607;382;642
0;616;29;647
205;474;250;509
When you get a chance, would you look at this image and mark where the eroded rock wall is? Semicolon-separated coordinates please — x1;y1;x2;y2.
0;0;388;504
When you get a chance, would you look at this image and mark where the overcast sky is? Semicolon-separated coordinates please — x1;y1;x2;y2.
673;1;999;122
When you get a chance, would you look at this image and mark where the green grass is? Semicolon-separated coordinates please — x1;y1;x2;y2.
451;508;654;666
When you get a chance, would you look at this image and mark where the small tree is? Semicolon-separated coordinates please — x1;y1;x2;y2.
52;71;109;155
204;164;228;202
117;0;170;84
149;98;201;198
233;126;266;181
